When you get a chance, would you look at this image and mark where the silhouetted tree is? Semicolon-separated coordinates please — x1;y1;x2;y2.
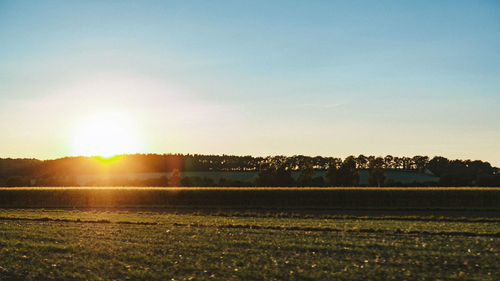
255;159;295;187
356;155;368;169
412;156;429;172
325;158;341;186
168;169;180;187
0;154;498;187
337;156;359;186
297;161;314;186
384;155;394;169
368;157;386;187
427;157;450;176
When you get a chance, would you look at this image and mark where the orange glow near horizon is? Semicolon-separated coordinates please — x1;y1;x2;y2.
72;111;142;158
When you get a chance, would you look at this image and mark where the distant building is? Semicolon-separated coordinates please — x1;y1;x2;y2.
74;169;439;186
359;169;439;186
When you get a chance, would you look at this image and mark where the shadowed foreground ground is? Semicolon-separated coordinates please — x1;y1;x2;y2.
0;208;499;280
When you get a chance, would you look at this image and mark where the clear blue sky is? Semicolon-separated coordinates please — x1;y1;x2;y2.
1;0;499;165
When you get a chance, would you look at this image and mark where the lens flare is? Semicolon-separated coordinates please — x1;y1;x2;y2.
72;111;142;157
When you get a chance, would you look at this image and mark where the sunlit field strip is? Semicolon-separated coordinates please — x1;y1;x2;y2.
0;209;499;235
2;187;500;190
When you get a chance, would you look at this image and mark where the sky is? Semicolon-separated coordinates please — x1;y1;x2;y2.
0;0;499;165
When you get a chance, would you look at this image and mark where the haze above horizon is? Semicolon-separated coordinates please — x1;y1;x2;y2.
1;1;499;166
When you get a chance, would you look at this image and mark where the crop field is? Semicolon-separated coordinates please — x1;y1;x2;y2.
1;187;500;209
0;188;499;280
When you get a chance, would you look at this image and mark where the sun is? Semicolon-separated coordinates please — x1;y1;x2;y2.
72;111;142;157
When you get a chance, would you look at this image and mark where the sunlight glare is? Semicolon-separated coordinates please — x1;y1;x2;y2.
72;111;142;157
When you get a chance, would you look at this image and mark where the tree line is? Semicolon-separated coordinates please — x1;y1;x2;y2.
0;154;498;187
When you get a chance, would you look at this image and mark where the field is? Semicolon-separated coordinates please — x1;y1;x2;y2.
0;188;499;280
1;187;499;208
